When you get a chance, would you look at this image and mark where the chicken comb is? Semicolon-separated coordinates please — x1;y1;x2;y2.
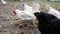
13;9;16;15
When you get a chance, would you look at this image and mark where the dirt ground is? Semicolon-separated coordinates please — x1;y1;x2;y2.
0;1;41;34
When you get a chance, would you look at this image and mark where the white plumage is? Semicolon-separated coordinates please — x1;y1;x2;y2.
24;2;40;13
24;3;32;11
1;0;7;5
14;9;36;20
46;4;60;19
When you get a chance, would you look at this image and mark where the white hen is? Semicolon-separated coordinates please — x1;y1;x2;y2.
13;9;36;20
45;4;60;19
1;0;7;5
13;3;40;24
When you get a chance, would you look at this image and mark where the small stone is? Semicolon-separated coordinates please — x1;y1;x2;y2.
7;17;10;20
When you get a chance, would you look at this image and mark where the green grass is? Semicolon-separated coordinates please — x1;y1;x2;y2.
40;1;60;11
25;1;60;11
7;0;60;11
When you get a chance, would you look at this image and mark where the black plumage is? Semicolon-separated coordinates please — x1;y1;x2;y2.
34;12;60;34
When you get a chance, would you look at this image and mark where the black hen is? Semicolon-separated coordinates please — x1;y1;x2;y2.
34;12;60;34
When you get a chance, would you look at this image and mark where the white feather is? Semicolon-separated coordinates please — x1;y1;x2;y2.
1;0;7;5
24;3;40;13
24;3;32;11
46;4;60;19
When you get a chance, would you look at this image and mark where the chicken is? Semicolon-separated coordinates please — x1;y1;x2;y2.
13;2;40;24
1;0;7;5
34;12;60;34
45;4;60;19
13;9;36;25
13;9;36;20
